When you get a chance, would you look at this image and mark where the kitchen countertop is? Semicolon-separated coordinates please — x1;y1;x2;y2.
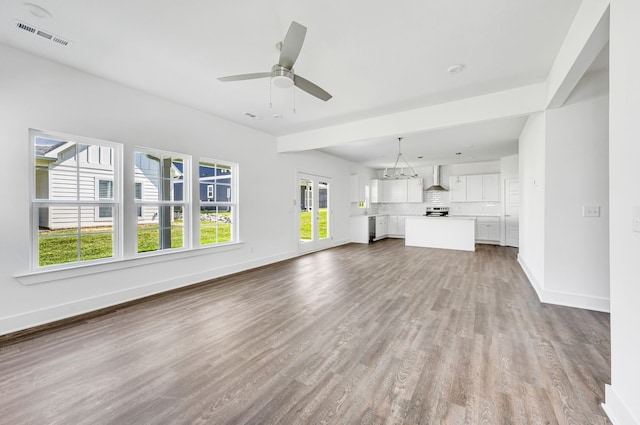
407;216;476;220
405;215;476;251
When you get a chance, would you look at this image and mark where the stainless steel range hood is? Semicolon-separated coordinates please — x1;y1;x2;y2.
425;165;448;191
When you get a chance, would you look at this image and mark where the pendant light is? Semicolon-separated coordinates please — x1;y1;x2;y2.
383;137;418;179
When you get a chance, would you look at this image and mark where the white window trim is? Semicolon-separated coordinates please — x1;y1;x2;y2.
30;129;123;270
134;147;192;254
27;133;241;277
198;158;239;247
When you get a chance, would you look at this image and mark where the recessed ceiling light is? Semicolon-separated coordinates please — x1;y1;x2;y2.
455;152;462;155
417;156;423;159
447;64;465;74
24;3;51;19
273;113;283;119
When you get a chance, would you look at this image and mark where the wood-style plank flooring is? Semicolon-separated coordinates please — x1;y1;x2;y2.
0;240;611;424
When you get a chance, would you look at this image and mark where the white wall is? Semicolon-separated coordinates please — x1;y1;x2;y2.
449;161;501;176
604;1;640;423
500;154;519;179
0;44;360;335
545;68;610;310
518;113;546;289
518;67;610;313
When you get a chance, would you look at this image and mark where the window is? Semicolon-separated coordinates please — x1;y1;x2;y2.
32;130;121;268
199;160;237;245
30;129;238;272
96;179;114;219
135;149;190;254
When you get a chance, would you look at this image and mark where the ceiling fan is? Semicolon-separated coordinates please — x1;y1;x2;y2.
217;21;332;102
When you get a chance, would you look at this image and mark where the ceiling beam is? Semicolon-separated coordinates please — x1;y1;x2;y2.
277;83;546;152
545;0;610;109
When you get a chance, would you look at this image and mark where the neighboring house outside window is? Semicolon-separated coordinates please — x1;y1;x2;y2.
96;178;114;219
134;149;190;254
199;160;237;246
32;131;121;268
31;130;238;272
135;181;143;218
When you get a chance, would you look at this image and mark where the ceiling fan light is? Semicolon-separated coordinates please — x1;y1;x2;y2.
272;75;294;88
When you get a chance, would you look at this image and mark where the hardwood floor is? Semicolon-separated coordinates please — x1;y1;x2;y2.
0;240;611;424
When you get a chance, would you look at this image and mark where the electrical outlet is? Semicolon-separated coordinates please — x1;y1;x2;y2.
583;205;600;217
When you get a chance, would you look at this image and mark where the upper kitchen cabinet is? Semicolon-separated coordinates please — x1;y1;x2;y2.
451;174;500;202
370;178;423;203
382;180;407;203
407;178;423;202
449;176;467;202
350;174;366;203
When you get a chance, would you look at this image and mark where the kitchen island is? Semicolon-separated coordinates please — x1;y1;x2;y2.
405;216;476;251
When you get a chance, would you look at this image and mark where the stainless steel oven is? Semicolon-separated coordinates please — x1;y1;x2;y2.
425;207;449;217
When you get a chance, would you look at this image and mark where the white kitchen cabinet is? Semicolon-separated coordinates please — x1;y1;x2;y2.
449;176;467;202
465;174;500;202
388;216;399;236
375;215;388;239
350;174;367;203
466;175;484;201
371;178;422;203
350;216;370;243
382;180;407;203
370;179;381;203
407;179;423;202
387;215;408;237
482;174;500;201
476;217;500;243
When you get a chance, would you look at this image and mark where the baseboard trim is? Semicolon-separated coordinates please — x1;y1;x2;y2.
1;249;303;339
1;240;354;339
517;254;610;313
603;384;640;425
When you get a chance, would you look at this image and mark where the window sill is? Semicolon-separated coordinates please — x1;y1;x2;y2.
15;241;245;286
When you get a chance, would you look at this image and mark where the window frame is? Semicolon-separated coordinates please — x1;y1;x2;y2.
27;130;241;276
198;158;238;247
30;129;123;270
134;147;192;255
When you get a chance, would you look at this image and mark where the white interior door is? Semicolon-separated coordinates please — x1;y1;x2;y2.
505;178;520;247
298;173;331;252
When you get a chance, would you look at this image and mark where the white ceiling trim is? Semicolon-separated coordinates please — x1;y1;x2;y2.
546;0;610;108
277;83;546;153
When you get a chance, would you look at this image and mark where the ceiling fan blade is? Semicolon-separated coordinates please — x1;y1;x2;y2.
279;21;307;69
293;75;332;101
217;72;270;82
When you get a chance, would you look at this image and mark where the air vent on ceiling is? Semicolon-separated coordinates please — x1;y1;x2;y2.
15;20;73;47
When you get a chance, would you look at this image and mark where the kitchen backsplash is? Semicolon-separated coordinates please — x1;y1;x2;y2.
367;189;501;216
369;201;501;216
352;188;501;216
449;202;501;216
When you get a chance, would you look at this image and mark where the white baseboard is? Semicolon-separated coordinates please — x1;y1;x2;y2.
517;254;610;313
1;238;358;337
602;385;640;425
1;249;302;336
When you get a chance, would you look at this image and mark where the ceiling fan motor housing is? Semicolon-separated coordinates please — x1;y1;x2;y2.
271;64;294;88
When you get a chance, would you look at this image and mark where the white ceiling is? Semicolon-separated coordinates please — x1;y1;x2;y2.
0;0;585;167
320;116;527;168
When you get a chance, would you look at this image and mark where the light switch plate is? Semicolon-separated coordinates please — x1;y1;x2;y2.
583;205;600;217
633;205;640;233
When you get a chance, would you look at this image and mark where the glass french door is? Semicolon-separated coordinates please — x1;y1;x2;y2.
298;173;331;252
